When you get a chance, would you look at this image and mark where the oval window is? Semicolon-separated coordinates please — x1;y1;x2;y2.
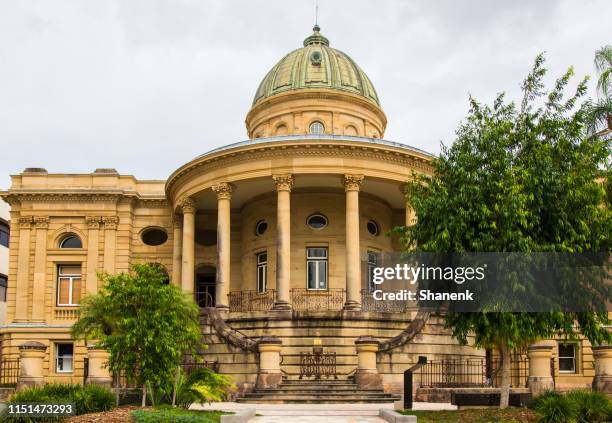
309;121;325;135
307;214;328;230
141;228;168;246
367;220;380;236
255;220;268;236
59;234;82;249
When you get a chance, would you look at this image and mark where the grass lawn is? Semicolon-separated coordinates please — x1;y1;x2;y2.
132;407;231;422
399;408;538;423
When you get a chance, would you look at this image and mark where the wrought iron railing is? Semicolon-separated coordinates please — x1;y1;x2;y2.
360;290;413;313
0;358;19;387
416;355;535;388
228;290;275;312
299;350;338;379
291;288;345;311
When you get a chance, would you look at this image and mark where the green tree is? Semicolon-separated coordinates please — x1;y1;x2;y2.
72;263;202;406
400;54;612;408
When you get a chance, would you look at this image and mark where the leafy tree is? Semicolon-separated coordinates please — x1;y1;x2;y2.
400;54;612;408
72;263;202;406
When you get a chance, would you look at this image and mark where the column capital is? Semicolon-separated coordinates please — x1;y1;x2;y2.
34;216;49;229
179;197;196;214
212;182;234;200
19;216;33;229
102;216;119;230
86;216;101;229
273;174;294;192
343;174;364;192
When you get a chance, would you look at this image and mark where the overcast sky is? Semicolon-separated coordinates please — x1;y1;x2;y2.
1;0;610;189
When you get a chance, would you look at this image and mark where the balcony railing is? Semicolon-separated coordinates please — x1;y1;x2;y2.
291;288;345;311
228;290;275;312
360;290;413;313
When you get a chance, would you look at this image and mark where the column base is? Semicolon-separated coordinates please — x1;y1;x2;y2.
343;301;361;311
272;301;292;311
528;376;554;397
593;375;612;393
354;371;383;390
256;372;282;389
17;377;44;390
86;376;113;387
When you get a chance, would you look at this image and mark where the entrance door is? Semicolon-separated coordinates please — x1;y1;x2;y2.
196;266;216;307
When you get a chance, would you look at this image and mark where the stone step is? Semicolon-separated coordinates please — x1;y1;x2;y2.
255;386;368;391
236;397;398;404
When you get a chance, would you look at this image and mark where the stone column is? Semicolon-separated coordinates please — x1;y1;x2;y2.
18;341;47;389
171;216;183;287
272;175;293;311
344;174;364;311
592;345;612;393
86;216;101;295
212;183;233;310
31;217;49;321
527;343;554;397
402;184;417;227
354;336;383;389
86;345;113;386
102;216;119;274
256;336;283;388
15;216;33;322
180;198;196;296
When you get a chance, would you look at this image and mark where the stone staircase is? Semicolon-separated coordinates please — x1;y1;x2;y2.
237;379;400;404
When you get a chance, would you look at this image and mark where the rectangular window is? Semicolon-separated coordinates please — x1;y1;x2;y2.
0;274;7;302
0;222;8;248
56;343;74;373
367;251;380;293
558;343;576;373
57;265;82;306
307;247;328;290
256;252;267;293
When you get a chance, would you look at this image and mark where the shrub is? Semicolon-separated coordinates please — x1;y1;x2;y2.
566;390;612;423
2;383;115;422
532;392;578;423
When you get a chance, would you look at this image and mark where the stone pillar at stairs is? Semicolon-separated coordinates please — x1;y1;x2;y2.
18;342;47;389
256;336;283;388
592;345;612;393
354;336;383;390
527;343;554;397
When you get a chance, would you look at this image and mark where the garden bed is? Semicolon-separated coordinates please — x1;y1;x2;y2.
400;408;538;423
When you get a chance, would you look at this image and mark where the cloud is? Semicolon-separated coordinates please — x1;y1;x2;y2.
0;0;610;189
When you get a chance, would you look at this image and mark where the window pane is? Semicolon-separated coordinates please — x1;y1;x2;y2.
257;253;267;264
59;265;81;276
307;261;317;289
559;344;575;358
559;357;575;372
318;262;327;289
58;344;73;356
60;236;82;248
58;278;70;304
0;285;6;302
71;278;81;304
307;248;327;258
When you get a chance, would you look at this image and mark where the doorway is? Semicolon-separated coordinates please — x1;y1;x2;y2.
196;265;216;308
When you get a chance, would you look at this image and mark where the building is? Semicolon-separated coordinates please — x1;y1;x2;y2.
0;26;609;400
0;199;9;326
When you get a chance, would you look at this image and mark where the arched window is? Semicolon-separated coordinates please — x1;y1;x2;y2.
309;121;325;135
59;234;82;249
141;227;168;246
306;214;328;230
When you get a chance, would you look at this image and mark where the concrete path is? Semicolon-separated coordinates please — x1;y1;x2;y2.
194;402;457;422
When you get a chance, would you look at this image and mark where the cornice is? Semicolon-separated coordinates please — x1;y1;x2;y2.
1;190;168;206
166;142;434;199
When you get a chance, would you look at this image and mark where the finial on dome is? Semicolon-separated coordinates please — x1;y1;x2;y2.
303;25;329;47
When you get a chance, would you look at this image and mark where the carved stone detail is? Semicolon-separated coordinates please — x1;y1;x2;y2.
343;174;364;192
102;216;119;230
273;174;294;192
212;182;234;200
19;216;33;228
172;215;183;228
34;216;49;229
86;216;101;229
179;197;196;214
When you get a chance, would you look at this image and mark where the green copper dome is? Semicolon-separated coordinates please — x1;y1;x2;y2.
252;26;380;106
